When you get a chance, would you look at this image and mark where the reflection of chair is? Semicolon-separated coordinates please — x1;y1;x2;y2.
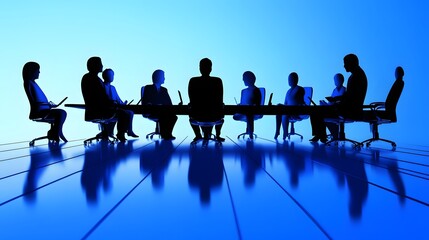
141;86;161;140
360;79;404;148
236;88;266;139
28;118;55;146
286;87;313;140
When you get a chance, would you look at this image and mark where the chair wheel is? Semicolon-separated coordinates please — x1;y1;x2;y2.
366;143;371;147
29;141;35;147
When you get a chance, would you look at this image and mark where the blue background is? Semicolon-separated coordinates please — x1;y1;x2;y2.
1;0;427;144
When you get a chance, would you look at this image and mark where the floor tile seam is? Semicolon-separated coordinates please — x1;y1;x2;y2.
81;136;189;240
226;136;332;240
0;142;84;162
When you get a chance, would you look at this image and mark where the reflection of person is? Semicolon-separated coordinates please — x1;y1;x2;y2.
274;72;305;140
141;69;178;140
310;54;367;143
320;73;346;105
188;146;223;204
102;68;138;138
81;57;132;141
188;58;224;141
23;62;67;142
233;71;262;137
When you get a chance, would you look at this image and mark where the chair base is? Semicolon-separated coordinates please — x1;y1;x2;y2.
285;132;304;141
237;132;257;140
191;136;222;148
29;136;55;146
84;132;117;146
361;138;396;149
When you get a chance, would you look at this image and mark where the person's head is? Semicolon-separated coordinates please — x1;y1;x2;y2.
22;61;40;81
199;58;212;76
343;54;359;72
395;66;404;79
102;68;114;84
243;71;256;87
152;69;165;85
288;72;299;87
87;56;103;73
334;73;345;87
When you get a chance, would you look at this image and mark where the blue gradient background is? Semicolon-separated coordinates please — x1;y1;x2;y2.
1;1;427;144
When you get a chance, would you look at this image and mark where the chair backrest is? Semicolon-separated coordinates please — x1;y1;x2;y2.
259;88;266;106
140;86;159;121
303;87;313;106
384;79;404;122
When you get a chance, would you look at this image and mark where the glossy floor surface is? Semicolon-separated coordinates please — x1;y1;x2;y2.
0;135;428;240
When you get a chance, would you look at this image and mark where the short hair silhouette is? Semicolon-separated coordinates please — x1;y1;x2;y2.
243;71;256;85
87;57;102;72
334;73;345;85
288;72;299;86
152;69;164;83
22;62;40;81
199;58;212;76
102;68;114;83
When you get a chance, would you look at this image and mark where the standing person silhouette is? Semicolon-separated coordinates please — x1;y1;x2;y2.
23;62;67;142
310;54;368;143
274;72;305;140
102;68;138;138
81;57;132;142
141;69;178;140
188;58;225;142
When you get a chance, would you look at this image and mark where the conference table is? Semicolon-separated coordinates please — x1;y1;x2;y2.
65;104;339;116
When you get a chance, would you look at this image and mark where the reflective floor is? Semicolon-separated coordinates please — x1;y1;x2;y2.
0;135;428;239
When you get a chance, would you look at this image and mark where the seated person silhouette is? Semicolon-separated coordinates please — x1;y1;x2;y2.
310;54;368;143
274;72;305;140
23;61;67;142
81;57;133;142
188;58;225;142
320;73;346;105
320;73;346;138
233;71;262;138
141;69;178;140
102;68;138;138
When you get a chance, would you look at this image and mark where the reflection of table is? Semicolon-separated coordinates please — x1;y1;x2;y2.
65;104;339;115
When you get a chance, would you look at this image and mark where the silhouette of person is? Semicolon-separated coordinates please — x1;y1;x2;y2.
318;73;347;137
319;73;346;105
188;58;225;141
233;71;262;138
23;62;67;142
274;72;305;140
310;54;368;143
141;69;178;140
81;57;133;141
102;68;138;138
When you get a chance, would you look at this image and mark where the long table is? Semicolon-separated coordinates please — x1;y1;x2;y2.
65;104;339;115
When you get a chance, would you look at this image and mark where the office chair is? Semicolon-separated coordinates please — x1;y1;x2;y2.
285;87;313;140
141;86;162;140
324;116;362;148
83;116;118;145
236;88;266;139
360;79;404;149
28;118;55;146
